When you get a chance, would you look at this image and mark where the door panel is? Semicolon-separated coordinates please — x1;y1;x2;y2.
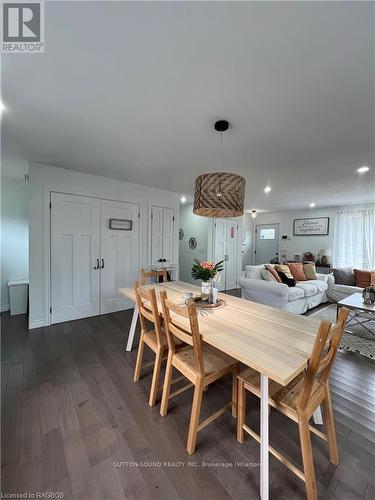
100;200;139;314
213;219;227;291
162;208;174;264
225;220;238;290
151;206;164;265
51;193;100;323
255;223;280;264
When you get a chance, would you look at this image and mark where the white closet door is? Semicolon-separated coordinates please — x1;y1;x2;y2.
51;192;100;324
100;200;139;314
151;206;164;265
162;208;174;264
213;219;227;291
225;220;238;290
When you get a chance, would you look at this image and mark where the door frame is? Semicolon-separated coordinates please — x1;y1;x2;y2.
48;190;141;326
253;222;281;265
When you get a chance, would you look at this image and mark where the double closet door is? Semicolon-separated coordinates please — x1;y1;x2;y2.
150;206;174;265
51;192;139;324
213;218;239;292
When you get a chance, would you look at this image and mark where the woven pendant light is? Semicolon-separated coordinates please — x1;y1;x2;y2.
193;172;246;217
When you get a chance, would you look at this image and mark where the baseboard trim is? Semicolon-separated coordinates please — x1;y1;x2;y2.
29;319;48;330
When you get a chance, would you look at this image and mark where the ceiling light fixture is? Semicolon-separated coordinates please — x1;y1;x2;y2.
264;185;271;193
310;202;316;208
180;196;186;204
357;165;370;174
193;120;246;218
250;209;257;219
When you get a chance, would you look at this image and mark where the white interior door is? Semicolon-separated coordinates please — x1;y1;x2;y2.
213;219;227;291
100;200;139;314
151;206;164;265
51;192;100;323
255;223;280;264
162;208;174;264
225;220;238;290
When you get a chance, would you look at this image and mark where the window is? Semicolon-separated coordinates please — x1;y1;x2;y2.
260;228;275;240
333;208;375;270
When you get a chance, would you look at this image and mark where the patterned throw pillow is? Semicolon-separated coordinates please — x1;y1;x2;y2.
261;269;278;282
354;269;371;288
274;264;294;279
303;263;317;280
287;262;307;281
264;264;282;283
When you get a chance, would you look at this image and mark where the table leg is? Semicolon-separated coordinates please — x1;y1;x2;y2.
313;406;323;425
126;304;139;351
260;373;269;500
336;304;340;321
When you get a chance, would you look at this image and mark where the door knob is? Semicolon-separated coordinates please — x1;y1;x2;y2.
94;259;100;270
101;259;105;269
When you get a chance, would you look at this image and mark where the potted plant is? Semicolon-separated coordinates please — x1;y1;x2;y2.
191;259;224;302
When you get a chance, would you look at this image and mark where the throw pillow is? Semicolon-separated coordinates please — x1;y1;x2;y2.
371;272;375;286
261;269;278;282
264;264;282;283
333;267;355;286
274;264;294;280
277;271;296;287
354;269;371;288
303;263;317;280
287;262;307;281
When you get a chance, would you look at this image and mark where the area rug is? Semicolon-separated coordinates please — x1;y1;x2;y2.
309;304;375;360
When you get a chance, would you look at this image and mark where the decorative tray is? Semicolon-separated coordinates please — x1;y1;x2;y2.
186;297;225;309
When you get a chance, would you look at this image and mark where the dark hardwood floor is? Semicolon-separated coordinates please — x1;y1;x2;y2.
1;309;374;499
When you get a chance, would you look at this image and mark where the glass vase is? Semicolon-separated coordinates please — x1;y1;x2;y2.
201;280;212;302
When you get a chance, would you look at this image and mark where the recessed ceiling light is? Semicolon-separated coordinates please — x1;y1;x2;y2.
264;186;271;193
180;195;186;204
357;165;370;174
310;203;316;208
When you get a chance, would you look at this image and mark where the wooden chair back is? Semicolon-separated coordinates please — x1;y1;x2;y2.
134;281;164;348
297;307;349;412
140;268;167;285
160;291;204;374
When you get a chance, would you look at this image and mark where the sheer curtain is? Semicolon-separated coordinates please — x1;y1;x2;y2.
333;208;375;270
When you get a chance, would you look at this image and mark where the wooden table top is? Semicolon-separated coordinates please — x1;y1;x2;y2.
119;281;323;386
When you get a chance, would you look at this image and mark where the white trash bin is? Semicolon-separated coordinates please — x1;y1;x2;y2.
8;280;29;315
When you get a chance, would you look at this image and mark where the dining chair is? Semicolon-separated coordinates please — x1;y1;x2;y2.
140;268;167;285
133;281;169;407
160;291;239;454
236;307;349;500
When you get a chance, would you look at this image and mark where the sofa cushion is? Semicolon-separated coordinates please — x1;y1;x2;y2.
287;262;307;281
274;264;294;279
303;263;317;280
354;269;371;288
333;267;355;286
287;287;305;302
298;279;328;293
265;264;282;282
244;264;266;280
294;282;318;297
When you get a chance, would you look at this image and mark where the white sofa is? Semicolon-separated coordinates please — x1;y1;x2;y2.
325;274;363;302
239;264;329;314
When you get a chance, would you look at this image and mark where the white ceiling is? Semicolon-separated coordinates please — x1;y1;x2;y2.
2;1;374;210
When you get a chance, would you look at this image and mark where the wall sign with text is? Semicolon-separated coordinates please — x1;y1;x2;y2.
293;217;329;236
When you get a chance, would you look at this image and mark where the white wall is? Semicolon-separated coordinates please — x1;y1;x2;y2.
179;203;209;284
252;202;375;264
29;162;180;329
241;212;253;267
1;176;29;311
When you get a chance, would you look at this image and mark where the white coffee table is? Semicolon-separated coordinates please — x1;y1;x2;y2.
337;292;375;335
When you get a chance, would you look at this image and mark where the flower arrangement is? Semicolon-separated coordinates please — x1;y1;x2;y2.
191;259;224;282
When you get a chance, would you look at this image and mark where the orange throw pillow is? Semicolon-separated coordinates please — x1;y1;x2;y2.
287;262;307;281
265;264;282;283
354;269;371;288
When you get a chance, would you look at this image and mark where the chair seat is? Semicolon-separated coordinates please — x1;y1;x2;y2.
144;328;184;351
238;367;324;415
174;344;237;382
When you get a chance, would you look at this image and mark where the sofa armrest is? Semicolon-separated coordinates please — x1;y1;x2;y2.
315;273;329;283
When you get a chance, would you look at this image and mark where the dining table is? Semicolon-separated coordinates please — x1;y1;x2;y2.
118;280;324;500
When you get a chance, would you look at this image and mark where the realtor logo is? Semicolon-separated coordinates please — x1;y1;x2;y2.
2;2;44;53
